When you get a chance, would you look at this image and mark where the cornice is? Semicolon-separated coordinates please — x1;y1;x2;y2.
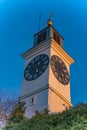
51;39;74;65
19;85;49;100
21;40;51;60
21;39;74;65
19;84;72;107
49;85;72;107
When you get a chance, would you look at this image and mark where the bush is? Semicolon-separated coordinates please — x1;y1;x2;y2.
3;103;87;130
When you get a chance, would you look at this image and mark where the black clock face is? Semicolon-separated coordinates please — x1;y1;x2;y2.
51;55;70;85
24;54;49;81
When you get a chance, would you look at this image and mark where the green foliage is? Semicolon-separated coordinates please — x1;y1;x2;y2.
3;103;87;130
3;101;26;130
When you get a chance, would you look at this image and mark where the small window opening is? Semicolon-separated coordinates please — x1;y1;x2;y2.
31;98;34;103
53;32;60;45
37;31;46;43
31;96;36;104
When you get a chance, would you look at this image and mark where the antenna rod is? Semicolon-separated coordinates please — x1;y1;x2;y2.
38;12;41;32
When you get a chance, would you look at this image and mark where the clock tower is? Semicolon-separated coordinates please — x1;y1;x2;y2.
19;19;74;118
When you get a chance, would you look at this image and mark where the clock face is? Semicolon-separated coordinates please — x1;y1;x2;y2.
24;54;49;81
51;55;70;85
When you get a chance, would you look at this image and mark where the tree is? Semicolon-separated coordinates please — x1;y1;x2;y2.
3;103;87;130
4;101;26;129
0;89;18;129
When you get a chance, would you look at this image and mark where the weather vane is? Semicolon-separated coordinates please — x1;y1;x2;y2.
47;12;53;26
49;12;53;20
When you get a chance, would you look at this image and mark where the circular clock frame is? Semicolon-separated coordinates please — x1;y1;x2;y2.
51;55;70;85
24;54;49;81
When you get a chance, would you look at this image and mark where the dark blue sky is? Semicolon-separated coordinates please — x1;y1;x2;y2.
0;0;87;105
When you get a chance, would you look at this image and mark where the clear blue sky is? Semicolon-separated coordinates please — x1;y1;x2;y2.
0;0;87;105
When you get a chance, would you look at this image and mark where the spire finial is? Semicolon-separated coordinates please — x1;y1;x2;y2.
47;12;53;26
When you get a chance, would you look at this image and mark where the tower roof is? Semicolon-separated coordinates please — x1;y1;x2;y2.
33;24;64;47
